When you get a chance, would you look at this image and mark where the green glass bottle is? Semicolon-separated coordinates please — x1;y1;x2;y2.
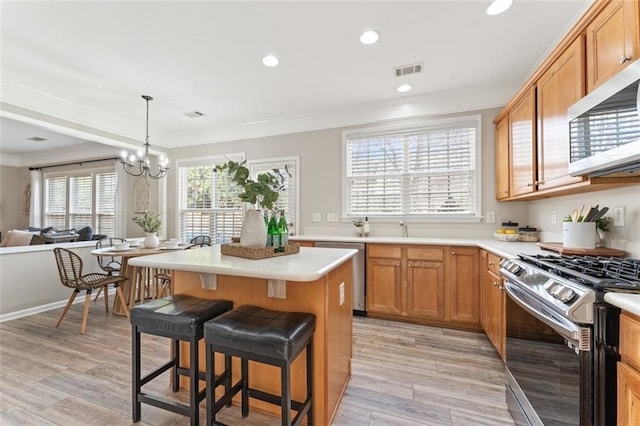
268;212;280;250
264;210;272;247
278;210;288;248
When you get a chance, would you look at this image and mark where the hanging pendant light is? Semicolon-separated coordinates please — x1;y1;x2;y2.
119;95;169;179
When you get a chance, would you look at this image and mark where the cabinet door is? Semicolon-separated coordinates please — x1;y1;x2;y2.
487;270;506;360
479;251;489;331
406;260;445;319
495;117;510;200
448;247;479;324
586;0;640;92
618;362;640;426
366;257;402;315
509;87;536;197
537;37;586;191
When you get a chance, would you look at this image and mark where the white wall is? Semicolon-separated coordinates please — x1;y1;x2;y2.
527;186;640;257
0;165;30;237
168;107;529;240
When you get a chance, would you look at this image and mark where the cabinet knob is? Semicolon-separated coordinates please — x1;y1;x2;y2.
620;55;632;64
395;263;400;267
408;263;412;268
492;281;498;287
526;183;533;187
489;261;495;266
503;189;508;194
451;251;456;255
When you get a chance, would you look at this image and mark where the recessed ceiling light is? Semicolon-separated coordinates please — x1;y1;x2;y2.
397;84;412;93
486;0;513;16
360;30;380;45
26;136;48;142
262;55;279;67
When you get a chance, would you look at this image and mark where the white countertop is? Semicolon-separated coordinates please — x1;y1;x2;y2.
127;245;357;282
604;293;640;316
291;235;548;259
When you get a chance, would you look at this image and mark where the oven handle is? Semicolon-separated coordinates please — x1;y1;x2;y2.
504;281;591;352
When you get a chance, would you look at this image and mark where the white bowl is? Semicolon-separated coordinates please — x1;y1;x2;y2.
165;240;180;249
114;242;130;250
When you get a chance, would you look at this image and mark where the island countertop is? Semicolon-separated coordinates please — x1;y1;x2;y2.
127;245;357;281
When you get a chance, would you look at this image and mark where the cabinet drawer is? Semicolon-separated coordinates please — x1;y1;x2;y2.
621;312;640;370
407;246;445;261
487;253;502;275
367;244;401;259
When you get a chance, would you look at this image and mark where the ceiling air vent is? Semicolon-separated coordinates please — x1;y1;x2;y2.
26;136;48;142
185;111;205;118
393;62;423;77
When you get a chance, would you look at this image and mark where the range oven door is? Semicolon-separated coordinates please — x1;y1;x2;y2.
504;282;593;426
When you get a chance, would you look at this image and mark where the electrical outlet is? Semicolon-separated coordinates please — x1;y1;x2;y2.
486;211;495;223
327;212;339;222
339;282;345;306
312;212;322;223
613;206;625;227
551;210;557;225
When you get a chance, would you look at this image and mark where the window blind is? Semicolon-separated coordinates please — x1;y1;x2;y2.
345;120;479;218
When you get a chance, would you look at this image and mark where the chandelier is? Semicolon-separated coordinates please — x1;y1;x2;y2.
119;95;169;179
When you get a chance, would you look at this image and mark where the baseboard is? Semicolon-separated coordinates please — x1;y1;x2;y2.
0;288;117;323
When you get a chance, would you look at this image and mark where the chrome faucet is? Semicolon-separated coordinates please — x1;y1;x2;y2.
399;221;408;237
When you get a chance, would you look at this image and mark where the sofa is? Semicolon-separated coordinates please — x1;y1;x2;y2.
0;226;106;247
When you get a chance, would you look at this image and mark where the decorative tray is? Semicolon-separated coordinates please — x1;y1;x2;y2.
220;242;300;260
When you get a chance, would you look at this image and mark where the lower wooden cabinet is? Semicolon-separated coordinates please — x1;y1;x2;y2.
480;251;506;360
618;311;640;426
366;244;479;329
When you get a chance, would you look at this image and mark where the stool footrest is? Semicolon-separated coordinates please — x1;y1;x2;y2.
212;380;243;413
137;392;194;417
248;387;308;411
140;359;175;387
291;398;312;426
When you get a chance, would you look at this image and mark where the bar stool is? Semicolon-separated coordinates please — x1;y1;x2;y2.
131;295;233;426
204;305;316;426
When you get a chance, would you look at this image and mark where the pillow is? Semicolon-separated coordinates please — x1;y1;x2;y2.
76;226;93;241
0;230;38;247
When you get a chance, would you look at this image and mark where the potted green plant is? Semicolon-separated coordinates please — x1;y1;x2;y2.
132;210;162;248
214;160;289;248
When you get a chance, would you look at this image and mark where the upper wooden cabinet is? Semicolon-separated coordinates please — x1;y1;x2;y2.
586;0;640;92
536;37;586;191
493;0;640;201
508;87;536;197
495;116;510;200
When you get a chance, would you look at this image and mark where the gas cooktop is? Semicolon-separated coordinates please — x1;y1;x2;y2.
518;254;640;291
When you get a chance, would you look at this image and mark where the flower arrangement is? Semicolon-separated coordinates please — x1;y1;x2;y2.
214;160;289;210
353;218;364;227
132;210;162;233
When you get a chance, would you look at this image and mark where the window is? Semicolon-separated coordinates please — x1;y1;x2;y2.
44;168;116;235
177;155;244;243
248;157;300;235
343;116;481;220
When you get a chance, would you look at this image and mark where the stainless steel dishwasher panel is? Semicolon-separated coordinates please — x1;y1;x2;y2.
315;241;366;315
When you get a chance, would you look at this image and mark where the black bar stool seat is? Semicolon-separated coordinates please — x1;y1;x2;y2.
131;294;233;426
204;305;316;426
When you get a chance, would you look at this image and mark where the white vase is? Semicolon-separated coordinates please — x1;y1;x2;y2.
240;209;267;248
143;232;160;248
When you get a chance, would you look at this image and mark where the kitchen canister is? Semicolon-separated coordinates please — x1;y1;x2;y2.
562;222;596;249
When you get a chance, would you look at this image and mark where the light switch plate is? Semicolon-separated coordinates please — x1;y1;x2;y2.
339;282;345;306
613;207;625;227
312;212;322;223
486;211;495;223
551;211;557;225
327;213;339;222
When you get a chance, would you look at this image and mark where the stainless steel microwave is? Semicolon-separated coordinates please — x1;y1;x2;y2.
568;59;640;177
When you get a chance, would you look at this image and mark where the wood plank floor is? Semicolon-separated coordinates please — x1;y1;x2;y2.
0;302;515;425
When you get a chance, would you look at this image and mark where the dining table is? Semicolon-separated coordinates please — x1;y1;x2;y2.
91;243;191;315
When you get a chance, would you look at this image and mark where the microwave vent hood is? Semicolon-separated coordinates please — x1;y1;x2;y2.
568;59;640;177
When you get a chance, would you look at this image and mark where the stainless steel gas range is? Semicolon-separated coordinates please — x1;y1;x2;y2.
499;254;640;426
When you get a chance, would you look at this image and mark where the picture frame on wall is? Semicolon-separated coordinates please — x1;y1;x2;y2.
133;177;150;213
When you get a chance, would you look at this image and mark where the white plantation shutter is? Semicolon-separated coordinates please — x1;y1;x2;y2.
43;167;117;234
345;117;480;218
177;155;244;243
248;157;299;235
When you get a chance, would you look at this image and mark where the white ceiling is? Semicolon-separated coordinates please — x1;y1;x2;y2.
1;0;590;166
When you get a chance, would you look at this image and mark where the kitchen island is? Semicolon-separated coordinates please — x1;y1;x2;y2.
128;245;357;425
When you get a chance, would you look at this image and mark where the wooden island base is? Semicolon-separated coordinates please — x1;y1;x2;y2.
172;258;353;425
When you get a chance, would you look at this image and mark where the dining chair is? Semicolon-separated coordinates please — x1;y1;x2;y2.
153;241;205;298
190;235;212;247
93;237;127;302
53;247;130;334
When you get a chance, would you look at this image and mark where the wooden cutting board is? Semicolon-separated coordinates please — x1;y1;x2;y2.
537;242;627;257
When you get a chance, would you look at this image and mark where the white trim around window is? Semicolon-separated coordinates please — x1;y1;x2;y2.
342;115;482;223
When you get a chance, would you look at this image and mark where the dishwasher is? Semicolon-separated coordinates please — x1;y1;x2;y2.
315;241;366;315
